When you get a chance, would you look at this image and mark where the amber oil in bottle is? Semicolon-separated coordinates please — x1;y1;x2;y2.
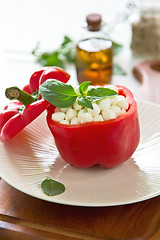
76;14;113;85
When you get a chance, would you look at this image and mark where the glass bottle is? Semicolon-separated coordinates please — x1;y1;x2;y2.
131;0;160;56
76;14;113;85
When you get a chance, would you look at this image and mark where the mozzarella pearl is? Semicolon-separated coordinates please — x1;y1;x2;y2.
121;108;126;115
52;112;66;122
60;107;70;113
87;103;100;117
111;96;118;106
99;98;111;111
117;96;129;110
93;115;104;122
110;106;122;117
71;117;80;125
102;110;116;121
73;101;82;111
66;108;77;121
78;113;93;124
60;120;70;125
78;109;87;117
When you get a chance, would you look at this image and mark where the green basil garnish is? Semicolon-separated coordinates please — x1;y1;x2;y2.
39;80;118;109
78;81;91;96
39;80;78;108
41;178;65;196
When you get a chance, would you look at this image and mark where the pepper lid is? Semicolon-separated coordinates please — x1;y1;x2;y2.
86;14;102;31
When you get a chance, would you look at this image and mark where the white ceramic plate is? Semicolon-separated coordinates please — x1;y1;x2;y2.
1;100;160;207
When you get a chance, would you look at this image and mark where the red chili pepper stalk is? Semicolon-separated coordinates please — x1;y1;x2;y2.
0;67;70;142
47;85;140;168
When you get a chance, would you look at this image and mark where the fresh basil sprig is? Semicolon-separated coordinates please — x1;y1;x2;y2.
39;80;117;109
41;178;65;196
39;80;77;108
32;36;75;69
78;96;93;109
87;87;117;100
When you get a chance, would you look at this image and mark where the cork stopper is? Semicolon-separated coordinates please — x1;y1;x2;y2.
86;14;102;31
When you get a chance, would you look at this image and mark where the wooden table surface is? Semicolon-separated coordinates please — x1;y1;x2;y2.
1;61;160;240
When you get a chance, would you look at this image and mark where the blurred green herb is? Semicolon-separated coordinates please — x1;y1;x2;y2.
112;41;123;56
32;35;125;75
32;36;75;69
114;64;126;75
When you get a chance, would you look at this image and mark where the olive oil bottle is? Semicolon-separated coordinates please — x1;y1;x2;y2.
76;14;113;85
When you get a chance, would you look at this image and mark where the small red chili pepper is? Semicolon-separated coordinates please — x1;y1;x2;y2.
47;85;140;168
0;67;70;142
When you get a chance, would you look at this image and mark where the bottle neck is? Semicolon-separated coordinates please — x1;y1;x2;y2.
78;26;108;42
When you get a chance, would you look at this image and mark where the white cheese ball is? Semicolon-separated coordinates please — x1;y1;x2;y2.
98;98;111;111
78;113;93;124
66;108;77;121
93;115;104;122
52;112;66;122
87;103;100;117
71;117;80;125
73;101;82;111
121;108;126;115
117;95;129;110
78;109;87;117
110;96;118;106
102;109;116;121
60;120;70;125
60;107;70;113
104;85;118;93
110;106;122;117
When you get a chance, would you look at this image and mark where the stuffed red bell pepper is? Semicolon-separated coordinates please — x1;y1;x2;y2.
39;81;140;168
0;67;70;142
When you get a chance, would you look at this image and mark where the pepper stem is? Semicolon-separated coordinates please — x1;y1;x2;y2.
5;87;36;106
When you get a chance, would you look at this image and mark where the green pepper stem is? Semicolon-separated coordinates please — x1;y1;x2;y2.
5;87;36;106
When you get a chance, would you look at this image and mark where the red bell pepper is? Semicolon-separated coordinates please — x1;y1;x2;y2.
47;85;140;168
0;67;70;142
0;101;22;133
29;66;70;94
1;99;49;142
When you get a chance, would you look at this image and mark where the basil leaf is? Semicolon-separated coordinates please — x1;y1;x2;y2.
61;35;73;46
87;87;117;100
32;36;75;69
78;81;91;96
114;64;126;75
41;178;65;196
37;51;65;68
39;80;78;108
78;96;93;109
